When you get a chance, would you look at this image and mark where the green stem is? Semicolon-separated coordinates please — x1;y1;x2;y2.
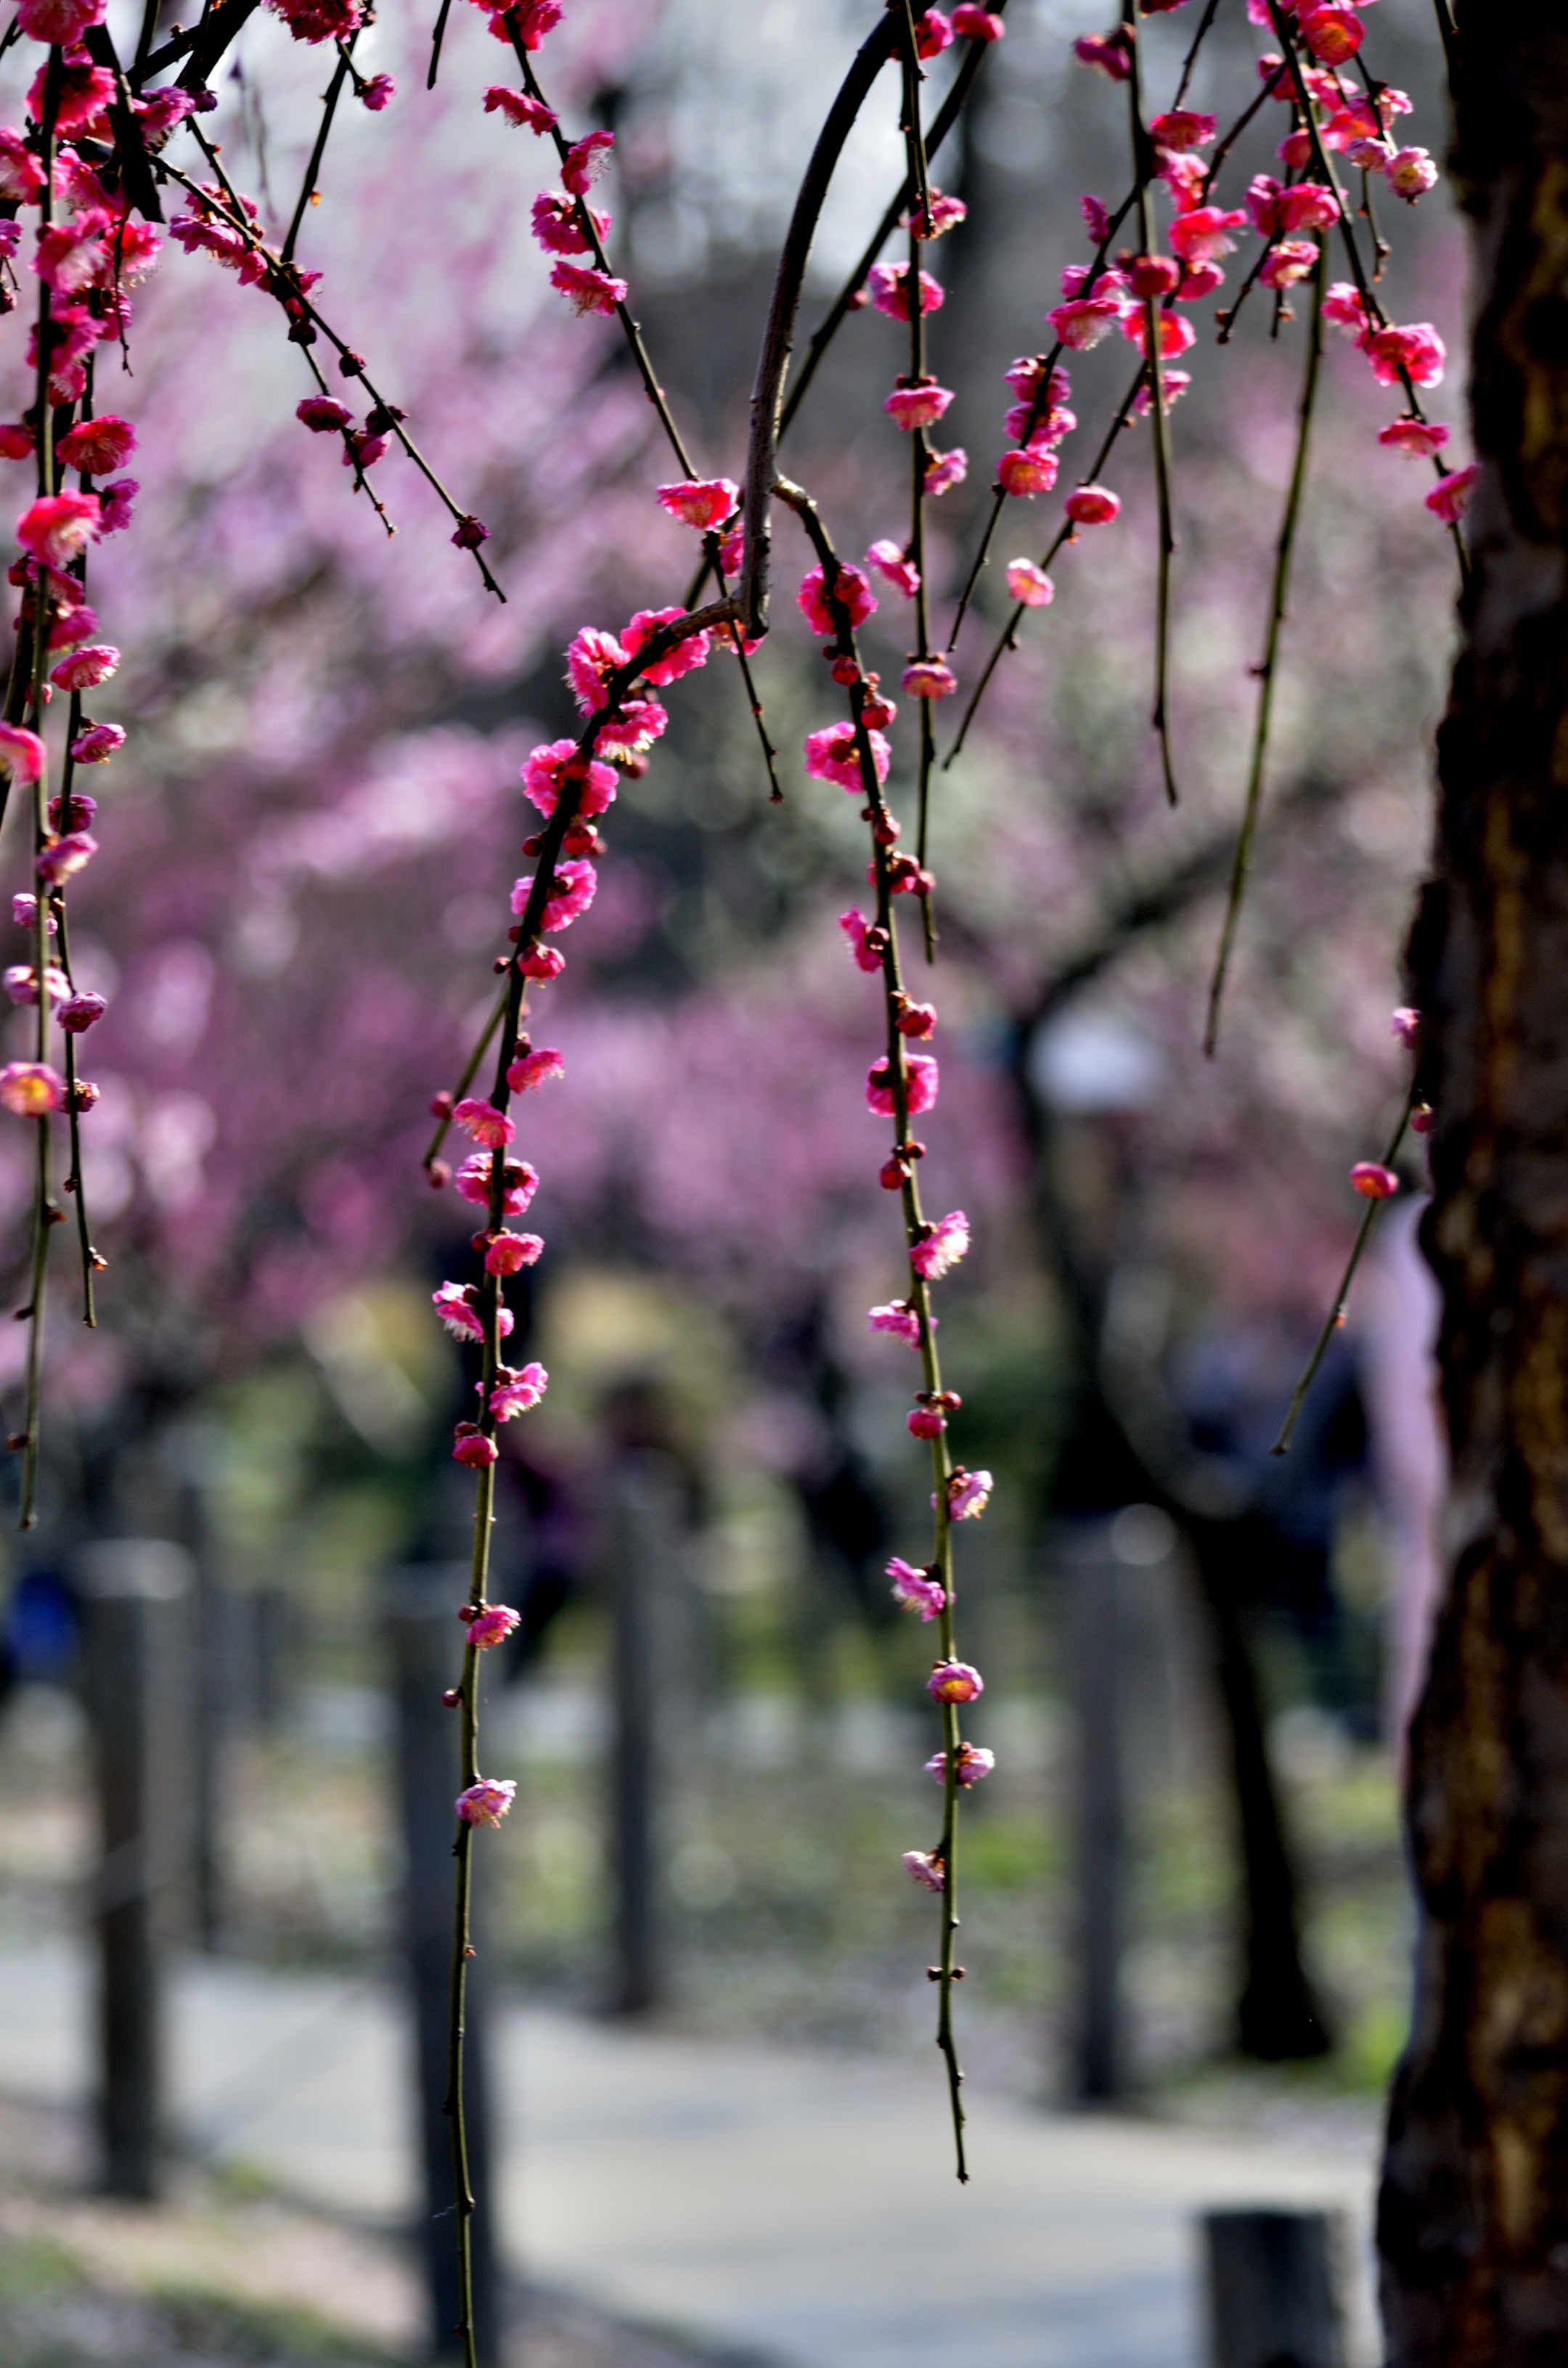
1204;242;1325;1056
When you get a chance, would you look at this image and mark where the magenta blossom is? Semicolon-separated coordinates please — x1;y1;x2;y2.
523;740;618;820
454;1154;539;1215
453;1098;515;1148
915;8;952;55
889;1558;947;1620
16;489;100;568
797;561;876;634
903;1849;946;1892
4;964;68;1008
1151;108;1215;150
997;447;1058;497
55;415;136;475
507;1046;565;1093
943;1467;994;1522
623;605;711;685
1379;418;1450;460
36;831;97;884
511;857;597;933
565;625;627;711
489;1361;549;1420
927;1659;984;1704
455;1777;515;1826
927;1742;995;1787
50;643;118;690
870;1300;923;1347
883;379;954;430
1351;1162;1400;1199
867;263;944;321
950;2;1003;35
867;1052;938;1116
0;1061;64;1116
924;446;967;497
1169;206;1247;266
433;1281;515;1344
908;1404;947;1439
1066;485;1121;526
68;723;124;764
1388;146;1438;201
1365;322;1445;388
1046;295;1123;352
562;129;615;194
839;908;883;973
0;724;45;783
482;1231;544;1275
464;1602;522;1650
1392;1006;1421;1046
902;658;957;700
656;477;738;530
452;1430;499;1469
1426;464;1480;524
804;722;891;791
1006;560;1054;606
912;1209;969;1280
484;87;557;133
865;539;920;598
531;191;610;257
59;990;106;1032
550;260;627;317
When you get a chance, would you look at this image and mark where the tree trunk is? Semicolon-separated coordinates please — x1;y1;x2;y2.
1379;12;1568;2359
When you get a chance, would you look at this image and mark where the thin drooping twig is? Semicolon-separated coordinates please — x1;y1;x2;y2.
943;360;1148;767
1205;243;1325;1056
777;1;1010;445
896;0;939;958
775;473;967;2179
740;7;905;640
282;38;355;266
422;985;508;1175
442;597;740;2360
1272;1088;1416;1455
1126;4;1178;807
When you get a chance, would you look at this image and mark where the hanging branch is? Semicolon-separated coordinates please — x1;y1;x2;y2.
1125;4;1178;806
1204;244;1326;1055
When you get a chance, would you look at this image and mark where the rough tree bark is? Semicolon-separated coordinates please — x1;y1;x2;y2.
1379;9;1568;2359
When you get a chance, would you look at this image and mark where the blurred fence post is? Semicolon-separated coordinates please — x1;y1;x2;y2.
1061;1519;1127;2102
386;1564;499;2366
77;1538;195;2200
605;1449;685;2017
1201;2208;1348;2368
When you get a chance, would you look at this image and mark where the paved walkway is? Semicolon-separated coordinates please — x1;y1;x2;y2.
0;1943;1379;2367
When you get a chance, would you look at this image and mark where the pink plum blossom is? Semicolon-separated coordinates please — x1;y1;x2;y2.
927;1742;995;1786
883;379;954;430
998;446;1058;497
1351;1162;1400;1199
1392;1007;1421;1046
1006;560;1054;605
1151;110;1216;151
1299;4;1362;62
523;740;618;819
1322;281;1372;340
507;1046;565;1093
490;1361;549;1419
898;1000;936;1039
562;129;615;194
1074;30;1131;78
924;446;967;496
1123;307;1196;359
903;1849;945;1892
1365;322;1445;388
870;1300;923;1347
622;605;711;684
1046;295;1122;351
455;1777;515;1825
866;1052;938;1116
950;2;1003;35
453;1429;499;1468
484;88;558;133
915;8;952;55
17;0;106;44
902;658;957;700
68;723;124;764
59;990;105;1032
98;481;136;534
867;263;944;320
912;1209;969;1280
4;965;68;1007
55;416;135;475
520;945;565;982
50;643;118;690
1066;485;1121;526
512;857;597;932
484;1231;544;1275
550;261;626;316
1169;207;1246;266
1426;464;1480;524
797;561;875;634
838;909;883;973
0;724;45;783
0;1061;64;1116
531;191;609;256
1388;146;1438;201
1379;418;1450;460
889;1558;947;1620
804;722;890;791
656;478;738;529
865;540;920;597
944;1467;994;1520
908;1404;948;1439
454;1154;539;1214
433;1281;515;1342
1259;240;1321;291
16;490;100;567
927;1659;984;1704
36;832;97;883
454;1098;515;1148
905;190;966;240
464;1602;522;1649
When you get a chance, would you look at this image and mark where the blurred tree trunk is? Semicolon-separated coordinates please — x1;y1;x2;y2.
1379;10;1568;2359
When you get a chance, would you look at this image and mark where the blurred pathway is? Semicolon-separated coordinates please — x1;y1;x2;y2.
0;1941;1379;2368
